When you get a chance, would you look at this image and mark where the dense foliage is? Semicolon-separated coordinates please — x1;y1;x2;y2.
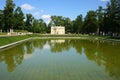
0;0;120;36
4;0;15;32
14;7;25;30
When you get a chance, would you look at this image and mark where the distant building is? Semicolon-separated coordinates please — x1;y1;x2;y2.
51;26;65;35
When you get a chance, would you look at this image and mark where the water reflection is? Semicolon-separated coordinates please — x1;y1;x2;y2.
0;39;120;79
0;39;47;72
0;44;24;72
51;40;65;43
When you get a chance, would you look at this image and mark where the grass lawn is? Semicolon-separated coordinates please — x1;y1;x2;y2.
0;32;7;35
0;35;30;46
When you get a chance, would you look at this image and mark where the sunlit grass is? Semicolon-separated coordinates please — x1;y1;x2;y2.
0;35;30;46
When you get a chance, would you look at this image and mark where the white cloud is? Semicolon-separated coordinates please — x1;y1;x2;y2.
21;3;35;10
33;9;44;17
100;0;109;2
41;15;51;24
41;15;51;19
33;12;40;16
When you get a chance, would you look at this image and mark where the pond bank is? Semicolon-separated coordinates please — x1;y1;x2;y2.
0;36;93;49
0;38;32;49
0;34;120;50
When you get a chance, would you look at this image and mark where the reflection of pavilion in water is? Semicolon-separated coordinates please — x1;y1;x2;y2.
51;40;65;43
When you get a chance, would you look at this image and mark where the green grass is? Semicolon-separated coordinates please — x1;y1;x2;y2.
0;32;7;35
0;35;30;46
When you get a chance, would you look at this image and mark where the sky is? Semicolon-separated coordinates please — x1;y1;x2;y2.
0;0;109;24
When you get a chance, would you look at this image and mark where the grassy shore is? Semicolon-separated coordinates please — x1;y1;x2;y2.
0;35;30;46
0;34;119;47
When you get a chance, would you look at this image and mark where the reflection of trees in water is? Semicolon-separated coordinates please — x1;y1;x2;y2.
0;39;120;79
68;40;120;79
48;39;71;53
32;39;47;49
0;44;24;72
47;39;120;79
71;39;83;55
24;41;34;54
0;39;47;72
97;42;120;79
77;40;120;79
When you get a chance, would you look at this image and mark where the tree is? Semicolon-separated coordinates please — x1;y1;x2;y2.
25;14;34;32
14;7;25;30
63;17;73;33
0;10;4;32
50;16;64;26
47;21;52;33
73;14;83;34
103;0;120;36
111;0;120;36
96;6;104;35
4;0;15;32
50;15;73;33
83;10;97;34
105;0;117;35
38;19;47;33
32;19;47;33
32;19;40;33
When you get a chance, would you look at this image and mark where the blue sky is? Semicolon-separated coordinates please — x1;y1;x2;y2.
0;0;109;23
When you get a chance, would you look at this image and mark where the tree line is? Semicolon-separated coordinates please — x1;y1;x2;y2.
0;0;47;33
0;0;120;36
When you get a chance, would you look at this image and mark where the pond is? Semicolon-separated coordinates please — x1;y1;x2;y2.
0;39;120;80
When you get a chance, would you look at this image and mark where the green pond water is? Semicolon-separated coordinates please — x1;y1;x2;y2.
0;39;120;80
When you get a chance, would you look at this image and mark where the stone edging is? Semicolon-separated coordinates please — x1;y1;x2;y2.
0;38;32;50
107;39;120;42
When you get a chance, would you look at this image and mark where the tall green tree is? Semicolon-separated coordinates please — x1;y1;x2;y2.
83;10;97;34
32;19;47;33
38;19;47;33
14;7;25;30
103;0;120;36
32;19;40;33
0;10;4;32
4;0;15;32
63;17;73;33
111;0;120;36
25;14;34;32
47;21;52;33
96;6;104;35
73;14;83;34
50;16;64;26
